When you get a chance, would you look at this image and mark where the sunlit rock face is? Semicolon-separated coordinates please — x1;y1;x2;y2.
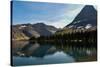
12;23;58;40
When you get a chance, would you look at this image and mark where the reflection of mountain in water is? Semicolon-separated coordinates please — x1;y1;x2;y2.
12;41;97;62
12;41;29;56
13;41;57;58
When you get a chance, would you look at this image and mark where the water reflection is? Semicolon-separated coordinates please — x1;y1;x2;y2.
12;41;97;66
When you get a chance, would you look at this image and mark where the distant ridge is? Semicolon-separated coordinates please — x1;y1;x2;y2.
12;23;58;40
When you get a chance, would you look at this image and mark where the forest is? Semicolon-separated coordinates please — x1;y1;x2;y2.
30;29;97;44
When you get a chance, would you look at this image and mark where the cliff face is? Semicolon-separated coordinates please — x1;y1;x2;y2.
56;5;97;34
66;5;97;29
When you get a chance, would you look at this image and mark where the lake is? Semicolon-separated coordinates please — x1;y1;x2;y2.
11;41;97;66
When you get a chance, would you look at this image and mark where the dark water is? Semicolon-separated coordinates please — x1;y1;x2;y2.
12;41;97;66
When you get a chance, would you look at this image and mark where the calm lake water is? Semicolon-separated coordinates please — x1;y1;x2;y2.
11;41;97;66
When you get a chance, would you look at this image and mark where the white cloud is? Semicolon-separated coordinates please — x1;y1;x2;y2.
47;6;84;28
48;20;70;28
13;4;84;28
25;6;84;28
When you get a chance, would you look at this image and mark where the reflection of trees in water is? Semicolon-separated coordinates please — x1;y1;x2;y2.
12;41;97;61
52;42;97;62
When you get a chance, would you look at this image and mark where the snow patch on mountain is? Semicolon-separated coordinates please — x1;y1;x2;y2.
19;25;27;29
21;25;27;28
77;26;84;29
85;24;92;29
73;20;81;24
49;30;56;34
68;25;74;28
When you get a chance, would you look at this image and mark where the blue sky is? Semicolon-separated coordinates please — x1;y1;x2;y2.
12;1;85;28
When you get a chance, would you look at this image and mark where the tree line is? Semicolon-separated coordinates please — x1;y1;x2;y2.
30;29;97;43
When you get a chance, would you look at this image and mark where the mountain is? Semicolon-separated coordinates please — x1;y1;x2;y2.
65;5;97;29
12;23;58;40
55;5;97;34
12;5;97;40
32;23;57;36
